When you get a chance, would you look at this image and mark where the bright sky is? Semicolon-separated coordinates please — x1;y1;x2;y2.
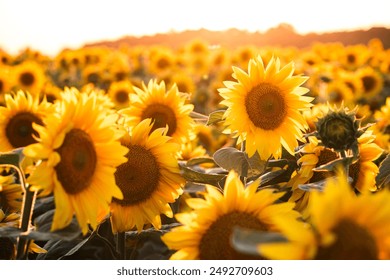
1;0;390;56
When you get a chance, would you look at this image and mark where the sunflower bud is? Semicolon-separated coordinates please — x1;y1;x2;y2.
315;105;362;152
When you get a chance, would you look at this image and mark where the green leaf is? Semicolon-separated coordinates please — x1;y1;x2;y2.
0;226;21;238
29;209;81;241
0;149;23;168
376;154;390;189
185;157;215;166
183;182;207;193
231;226;287;256
299;176;353;192
206;110;225;125
179;163;226;186
313;155;355;172
213;147;266;178
189;111;209;124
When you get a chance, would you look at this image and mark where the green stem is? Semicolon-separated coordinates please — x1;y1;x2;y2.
116;232;126;260
240;140;247;185
16;185;36;259
339;150;349;177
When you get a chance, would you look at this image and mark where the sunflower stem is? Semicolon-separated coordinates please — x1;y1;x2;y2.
240;140;247;185
116;231;126;260
16;185;37;259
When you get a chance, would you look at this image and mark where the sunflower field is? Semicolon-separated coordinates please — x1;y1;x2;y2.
0;38;390;260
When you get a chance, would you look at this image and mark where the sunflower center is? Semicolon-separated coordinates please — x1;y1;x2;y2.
114;145;160;205
329;90;343;103
199;211;267;260
315;219;378;260
5;112;43;148
157;58;171;70
55;128;97;195
347;54;356;64
245;83;286;130
115;90;129;104
309;148;338;183
361;75;376;92
141;104;177;136
19;72;35;87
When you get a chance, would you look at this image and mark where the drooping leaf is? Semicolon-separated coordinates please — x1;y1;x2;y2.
29;209;81;241
213;147;265;178
125;223;179;260
183;182;207;193
0;226;21;238
231;226;287;256
206;110;225;126
376;154;390;189
299;176;353;192
185;157;216;166
179;162;226;186
313;155;355;172
189;111;209;124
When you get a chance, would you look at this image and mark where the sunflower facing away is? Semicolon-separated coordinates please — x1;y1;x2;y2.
219;55;313;159
259;171;390;260
161;171;300;260
120;80;195;144
110;119;185;233
0;90;53;152
23;88;128;234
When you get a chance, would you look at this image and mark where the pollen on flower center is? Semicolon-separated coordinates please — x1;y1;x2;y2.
19;72;35;86
114;145;160;205
315;219;378;260
55;128;97;195
141;104;177;136
199;211;267;260
245;83;286;130
5;112;43;148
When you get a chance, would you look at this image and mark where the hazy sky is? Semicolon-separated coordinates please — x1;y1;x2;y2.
1;0;390;56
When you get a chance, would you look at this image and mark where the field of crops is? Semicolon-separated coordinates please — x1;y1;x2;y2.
0;38;389;260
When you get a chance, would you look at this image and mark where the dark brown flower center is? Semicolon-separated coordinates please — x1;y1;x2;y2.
55;129;97;194
156;57;171;70
113;144;160;205
141;104;177;136
115;90;129;104
361;75;377;92
199;211;267;260
347;54;356;64
5;112;43;148
315;219;378;260
245;83;286;130
19;72;35;87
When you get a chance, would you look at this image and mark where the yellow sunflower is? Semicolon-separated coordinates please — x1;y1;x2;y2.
120;80;195;144
0;90;53;152
0;174;23;213
289;132;383;214
23;89;128;234
357;66;384;99
260;172;390;260
110;119;184;233
161;171;300;260
219;55;313;159
0;66;11;96
11;61;45;95
107;80;133;109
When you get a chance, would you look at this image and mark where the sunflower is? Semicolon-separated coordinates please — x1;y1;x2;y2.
289;132;383;214
107;80;133;109
110;119;184;233
161;171;300;260
0;91;53;152
11;61;45;95
219;55;313;159
0;67;11;94
261;172;390;260
356;66;384;99
120;80;195;145
23;89;128;234
322;80;354;106
0;174;23;213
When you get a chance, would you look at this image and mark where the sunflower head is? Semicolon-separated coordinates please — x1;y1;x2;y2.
219;55;313;159
315;104;363;152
